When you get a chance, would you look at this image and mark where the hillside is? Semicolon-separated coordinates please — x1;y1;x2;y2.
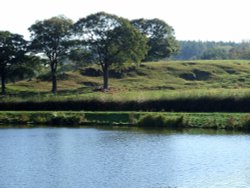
3;60;250;102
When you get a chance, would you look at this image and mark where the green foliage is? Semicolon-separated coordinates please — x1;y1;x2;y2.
241;115;250;130
128;113;137;124
2;111;250;131
131;18;179;61
0;31;27;94
29;113;49;124
37;72;69;81
137;114;186;128
29;16;74;93
172;40;250;60
0;112;85;126
174;41;238;60
50;113;85;126
8;55;44;82
74;12;148;89
200;47;230;60
68;48;94;68
84;112;131;124
106;20;148;64
229;40;250;59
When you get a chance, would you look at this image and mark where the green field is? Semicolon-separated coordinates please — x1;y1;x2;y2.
3;60;250;102
3;59;250;130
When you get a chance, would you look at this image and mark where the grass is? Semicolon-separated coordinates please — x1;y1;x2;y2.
137;114;186;128
2;60;250;112
1;111;250;131
2;59;250;102
3;60;250;130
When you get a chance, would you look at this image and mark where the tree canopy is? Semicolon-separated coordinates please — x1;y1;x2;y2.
74;12;148;89
29;16;73;93
0;31;27;94
131;18;179;61
173;41;241;60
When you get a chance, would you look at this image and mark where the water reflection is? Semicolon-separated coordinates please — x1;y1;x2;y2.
94;125;247;135
0;127;250;188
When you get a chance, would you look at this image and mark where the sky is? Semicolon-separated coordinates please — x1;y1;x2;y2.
1;0;250;42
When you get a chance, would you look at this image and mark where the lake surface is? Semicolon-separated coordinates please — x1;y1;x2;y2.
0;127;250;188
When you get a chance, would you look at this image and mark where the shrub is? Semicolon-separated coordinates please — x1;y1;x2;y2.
50;113;85;126
225;117;239;130
29;113;52;124
18;114;30;124
128;113;137;124
37;72;69;81
241;115;250;130
137;114;186;128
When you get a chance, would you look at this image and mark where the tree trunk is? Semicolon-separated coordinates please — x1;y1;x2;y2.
103;63;109;90
50;60;58;94
51;71;57;94
1;68;6;95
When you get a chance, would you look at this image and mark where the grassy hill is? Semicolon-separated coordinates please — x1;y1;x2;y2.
3;59;250;102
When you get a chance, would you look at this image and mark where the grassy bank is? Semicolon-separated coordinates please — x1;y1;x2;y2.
1;111;250;131
2;60;250;111
2;60;250;101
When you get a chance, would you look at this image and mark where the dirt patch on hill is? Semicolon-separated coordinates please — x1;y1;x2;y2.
180;69;212;81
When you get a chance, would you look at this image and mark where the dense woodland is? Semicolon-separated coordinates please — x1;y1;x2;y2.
173;40;250;60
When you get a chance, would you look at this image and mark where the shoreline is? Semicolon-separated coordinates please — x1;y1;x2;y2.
0;111;250;131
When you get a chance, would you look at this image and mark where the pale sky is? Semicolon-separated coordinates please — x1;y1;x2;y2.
1;0;250;42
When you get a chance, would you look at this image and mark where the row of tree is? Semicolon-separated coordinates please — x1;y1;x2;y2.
0;12;179;95
173;40;250;60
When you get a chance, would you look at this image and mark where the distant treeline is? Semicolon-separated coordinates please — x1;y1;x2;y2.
173;40;250;60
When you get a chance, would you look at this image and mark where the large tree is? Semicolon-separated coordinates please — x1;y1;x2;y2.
0;31;27;95
29;16;73;94
131;18;179;61
74;12;148;90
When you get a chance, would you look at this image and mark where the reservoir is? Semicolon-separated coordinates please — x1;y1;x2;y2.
0;127;250;188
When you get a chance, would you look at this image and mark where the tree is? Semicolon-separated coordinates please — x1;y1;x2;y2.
229;40;250;59
74;12;148;90
173;41;238;60
29;16;73;94
131;18;179;61
68;48;93;70
200;47;229;60
173;40;207;60
8;55;45;83
0;31;27;95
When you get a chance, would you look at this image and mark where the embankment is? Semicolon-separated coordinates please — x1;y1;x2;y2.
1;111;250;131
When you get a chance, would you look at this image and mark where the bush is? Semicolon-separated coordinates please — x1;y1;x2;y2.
37;72;69;81
137;114;186;128
29;113;54;124
49;113;85;126
241;115;250;130
225;117;239;130
18;114;30;124
128;113;137;124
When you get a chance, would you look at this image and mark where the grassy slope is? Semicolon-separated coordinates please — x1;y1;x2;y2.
3;59;250;102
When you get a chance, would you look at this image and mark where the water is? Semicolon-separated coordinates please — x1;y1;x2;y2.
0;127;250;188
